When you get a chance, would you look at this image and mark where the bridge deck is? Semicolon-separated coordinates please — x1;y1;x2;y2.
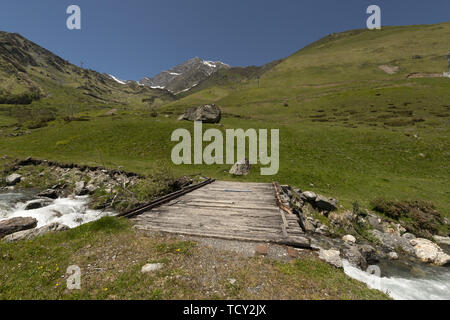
132;180;310;247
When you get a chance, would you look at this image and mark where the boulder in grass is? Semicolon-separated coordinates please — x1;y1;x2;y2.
0;217;37;238
6;174;22;186
229;158;251;176
315;195;338;211
178;104;222;123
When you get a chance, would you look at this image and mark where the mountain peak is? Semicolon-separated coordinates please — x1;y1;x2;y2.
140;57;230;93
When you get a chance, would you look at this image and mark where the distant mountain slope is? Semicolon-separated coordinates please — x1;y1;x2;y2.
167;22;450;109
140;57;230;93
0;31;174;106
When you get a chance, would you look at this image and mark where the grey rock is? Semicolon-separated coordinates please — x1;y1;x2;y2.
37;189;58;199
433;235;450;246
388;252;399;260
24;199;52;210
0;217;37;238
85;184;97;194
402;233;416;240
315;195;338;211
318;249;343;268
303;219;316;233
6;174;22;186
74;181;88;196
358;244;379;264
3;222;69;242
370;229;415;255
315;224;329;235
343;245;367;269
179;104;222;123
301;191;317;202
229;158;251;176
410;238;450;266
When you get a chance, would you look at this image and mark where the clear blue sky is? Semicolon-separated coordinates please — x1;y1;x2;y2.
0;0;449;80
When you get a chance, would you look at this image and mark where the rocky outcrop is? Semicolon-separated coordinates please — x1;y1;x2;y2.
409;238;450;266
0;217;37;238
369;229;415;255
2;222;69;242
229;158;251;176
179;104;222;123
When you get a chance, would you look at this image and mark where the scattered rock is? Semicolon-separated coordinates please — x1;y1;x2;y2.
388;252;399;260
303;219;316;233
74;181;88;196
318;249;342;268
402;233;416;240
343;245;367;269
0;217;37;239
301;191;317;202
5;174;22;186
3;222;69;242
179;104;222;123
370;229;415;255
342;234;356;243
229;158;251;176
315;195;338;212
37;189;58;199
24;199;52;210
433;235;450;246
141;263;164;273
315;224;329;235
410;238;450;266
358;244;379;265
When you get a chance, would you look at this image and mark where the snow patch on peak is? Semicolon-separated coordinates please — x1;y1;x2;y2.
108;74;126;85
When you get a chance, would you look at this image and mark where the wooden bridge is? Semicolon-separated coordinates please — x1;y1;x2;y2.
131;180;310;248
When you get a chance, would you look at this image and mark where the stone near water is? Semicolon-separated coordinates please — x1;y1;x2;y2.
318;249;343;268
433;235;450;246
141;263;164;273
343;245;367;269
24;199;52;210
388;252;399;260
0;217;37;239
5;174;22;186
179;104;222;123
410;238;450;266
3;222;69;242
74;181;88;196
229;158;251;176
37;189;58;199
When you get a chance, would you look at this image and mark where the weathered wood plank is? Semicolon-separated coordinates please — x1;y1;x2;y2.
132;180;310;248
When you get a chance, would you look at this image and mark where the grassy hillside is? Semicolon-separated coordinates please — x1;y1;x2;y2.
0;31;174;127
